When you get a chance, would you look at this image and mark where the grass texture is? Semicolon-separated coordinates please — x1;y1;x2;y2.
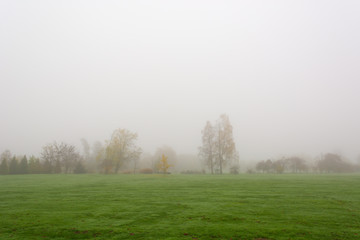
0;174;359;239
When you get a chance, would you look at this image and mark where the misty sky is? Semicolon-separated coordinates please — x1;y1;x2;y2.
1;0;360;162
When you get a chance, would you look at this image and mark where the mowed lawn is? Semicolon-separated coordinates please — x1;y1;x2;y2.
0;174;359;240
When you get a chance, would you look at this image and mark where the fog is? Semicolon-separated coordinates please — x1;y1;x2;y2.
1;1;360;164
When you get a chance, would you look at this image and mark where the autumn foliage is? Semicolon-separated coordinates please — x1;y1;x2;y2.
157;154;172;174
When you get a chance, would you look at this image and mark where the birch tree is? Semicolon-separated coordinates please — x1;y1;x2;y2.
214;114;236;174
199;114;237;174
199;121;216;174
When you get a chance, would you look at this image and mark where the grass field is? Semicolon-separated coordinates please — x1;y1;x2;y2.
0;174;359;240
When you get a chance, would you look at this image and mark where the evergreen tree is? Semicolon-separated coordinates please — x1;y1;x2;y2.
28;156;36;174
19;155;28;174
0;150;11;174
9;156;18;174
34;158;42;173
29;156;42;174
0;159;9;174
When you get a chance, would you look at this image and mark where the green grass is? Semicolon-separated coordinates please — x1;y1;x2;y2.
0;174;360;240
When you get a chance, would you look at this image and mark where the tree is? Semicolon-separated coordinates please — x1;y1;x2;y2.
18;155;28;174
272;159;285;174
54;159;62;173
131;152;140;174
57;143;80;173
199;115;237;174
0;150;11;174
42;159;52;173
0;158;9;174
74;161;86;174
229;151;240;174
256;160;266;173
41;142;81;173
214;114;237;174
264;159;273;173
41;143;57;173
28;155;42;174
286;156;308;173
93;141;105;173
9;156;18;174
317;153;353;173
230;164;240;174
0;150;12;162
80;138;98;172
80;138;91;161
157;154;172;174
101;129;142;174
152;146;177;173
199;121;216;174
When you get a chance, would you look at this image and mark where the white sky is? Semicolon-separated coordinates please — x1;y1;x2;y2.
1;0;360;162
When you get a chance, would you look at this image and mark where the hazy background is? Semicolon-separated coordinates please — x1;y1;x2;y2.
1;0;360;163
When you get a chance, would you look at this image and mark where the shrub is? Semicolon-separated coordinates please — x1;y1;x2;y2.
180;170;202;174
139;168;153;174
246;169;255;174
230;165;240;174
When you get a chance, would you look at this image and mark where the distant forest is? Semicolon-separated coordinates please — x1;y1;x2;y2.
1;115;359;175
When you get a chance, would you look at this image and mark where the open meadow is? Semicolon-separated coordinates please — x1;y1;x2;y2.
0;174;359;240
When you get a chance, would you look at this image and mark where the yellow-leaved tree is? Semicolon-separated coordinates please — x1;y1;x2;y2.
157;154;172;174
96;129;142;174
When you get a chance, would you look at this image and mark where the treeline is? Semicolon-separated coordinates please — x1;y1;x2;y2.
253;153;359;174
0;149;86;175
0;128;178;175
1;115;360;175
198;115;360;174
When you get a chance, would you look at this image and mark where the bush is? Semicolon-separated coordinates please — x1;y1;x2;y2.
180;170;202;174
139;168;153;174
230;165;240;174
246;169;255;174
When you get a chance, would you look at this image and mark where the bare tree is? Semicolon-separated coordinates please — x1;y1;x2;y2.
272;159;286;173
256;160;266;173
57;143;80;173
199;121;216;174
317;153;353;173
214;114;237;174
286;156;308;173
41;143;57;172
41;142;80;173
